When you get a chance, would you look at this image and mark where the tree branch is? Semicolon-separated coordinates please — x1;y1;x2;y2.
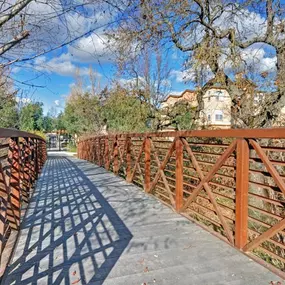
0;0;33;28
0;31;29;56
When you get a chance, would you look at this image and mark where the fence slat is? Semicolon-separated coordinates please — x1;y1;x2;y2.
235;139;249;249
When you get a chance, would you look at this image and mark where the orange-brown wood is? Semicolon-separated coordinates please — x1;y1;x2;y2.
126;137;132;182
78;127;285;140
150;140;176;207
113;137;119;174
182;138;234;244
104;138;110;170
175;138;183;211
235;139;249;249
181;140;237;211
144;137;151;192
149;139;176;194
130;140;145;183
8;138;21;228
249;139;285;196
77;129;285;277
243;218;285;252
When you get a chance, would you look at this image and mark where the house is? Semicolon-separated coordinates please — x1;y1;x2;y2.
161;89;198;109
198;73;232;129
161;73;263;129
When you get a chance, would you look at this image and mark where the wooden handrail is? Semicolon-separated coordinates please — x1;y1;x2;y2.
0;129;47;276
78;128;285;278
0;128;45;141
80;127;285;140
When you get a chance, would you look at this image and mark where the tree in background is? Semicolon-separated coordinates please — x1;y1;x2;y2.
159;100;196;131
63;91;102;135
102;85;150;132
115;43;173;130
19;102;44;131
0;69;18;128
106;0;285;128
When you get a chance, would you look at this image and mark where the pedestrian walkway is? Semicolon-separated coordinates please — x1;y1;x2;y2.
2;154;281;285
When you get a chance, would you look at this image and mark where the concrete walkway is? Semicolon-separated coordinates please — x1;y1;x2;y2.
2;154;282;285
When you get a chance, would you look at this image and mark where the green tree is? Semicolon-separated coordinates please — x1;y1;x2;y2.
42;116;54;132
19;102;44;131
159;100;196;131
0;96;18;128
0;72;18;128
63;92;102;135
102;87;150;132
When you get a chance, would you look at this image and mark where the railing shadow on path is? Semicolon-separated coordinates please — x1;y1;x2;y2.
2;155;133;285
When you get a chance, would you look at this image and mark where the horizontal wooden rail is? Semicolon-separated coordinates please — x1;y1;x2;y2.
78;128;285;278
0;129;46;276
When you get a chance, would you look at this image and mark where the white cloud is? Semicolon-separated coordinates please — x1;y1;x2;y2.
32;54;101;77
170;70;195;83
68;33;114;63
214;9;267;43
240;46;277;73
171;67;214;83
54;100;60;106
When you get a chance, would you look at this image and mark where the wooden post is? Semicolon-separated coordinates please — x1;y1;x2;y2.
144;137;151;192
34;139;39;178
104;137;110;170
21;139;29;203
9;137;21;229
126;137;132;182
235;138;249;249
113;137;119;174
175;138;184;211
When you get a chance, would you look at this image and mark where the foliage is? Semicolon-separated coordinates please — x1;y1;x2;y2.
102;87;150;133
28;130;47;140
107;0;285;128
19;102;44;132
42;116;54;133
63;92;102;135
0;70;18;128
67;141;77;152
159;100;196;130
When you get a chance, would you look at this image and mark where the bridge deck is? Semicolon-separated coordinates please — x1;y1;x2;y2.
2;154;281;285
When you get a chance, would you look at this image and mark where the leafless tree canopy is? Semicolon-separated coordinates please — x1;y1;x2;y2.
1;0;285;127
105;0;285;127
0;0;112;67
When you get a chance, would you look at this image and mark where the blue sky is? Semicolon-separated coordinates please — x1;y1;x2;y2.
9;1;278;114
13;46;192;114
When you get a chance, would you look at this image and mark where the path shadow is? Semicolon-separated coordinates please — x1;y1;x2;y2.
2;156;133;285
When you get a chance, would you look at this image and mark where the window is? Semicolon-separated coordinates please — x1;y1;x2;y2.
215;91;223;101
208;96;211;101
207;114;211;121
215;110;223;121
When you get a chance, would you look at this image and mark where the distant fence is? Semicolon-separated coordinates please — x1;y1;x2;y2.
78;128;285;277
0;129;46;276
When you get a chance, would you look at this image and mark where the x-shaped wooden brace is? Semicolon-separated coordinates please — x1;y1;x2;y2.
243;139;285;252
0;161;19;232
117;138;129;176
130;139;146;183
182;138;234;244
149;139;176;208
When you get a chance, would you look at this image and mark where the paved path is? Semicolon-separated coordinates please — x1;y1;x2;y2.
2;154;282;285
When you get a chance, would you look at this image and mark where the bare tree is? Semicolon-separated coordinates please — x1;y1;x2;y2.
105;0;285;127
0;0;111;67
115;42;172;129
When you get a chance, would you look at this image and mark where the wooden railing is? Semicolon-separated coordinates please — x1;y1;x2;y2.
0;129;46;275
78;128;285;277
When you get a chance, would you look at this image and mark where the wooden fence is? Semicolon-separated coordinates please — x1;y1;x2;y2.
0;129;46;276
78;128;285;277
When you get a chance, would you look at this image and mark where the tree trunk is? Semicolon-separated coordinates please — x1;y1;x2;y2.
260;47;285;127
